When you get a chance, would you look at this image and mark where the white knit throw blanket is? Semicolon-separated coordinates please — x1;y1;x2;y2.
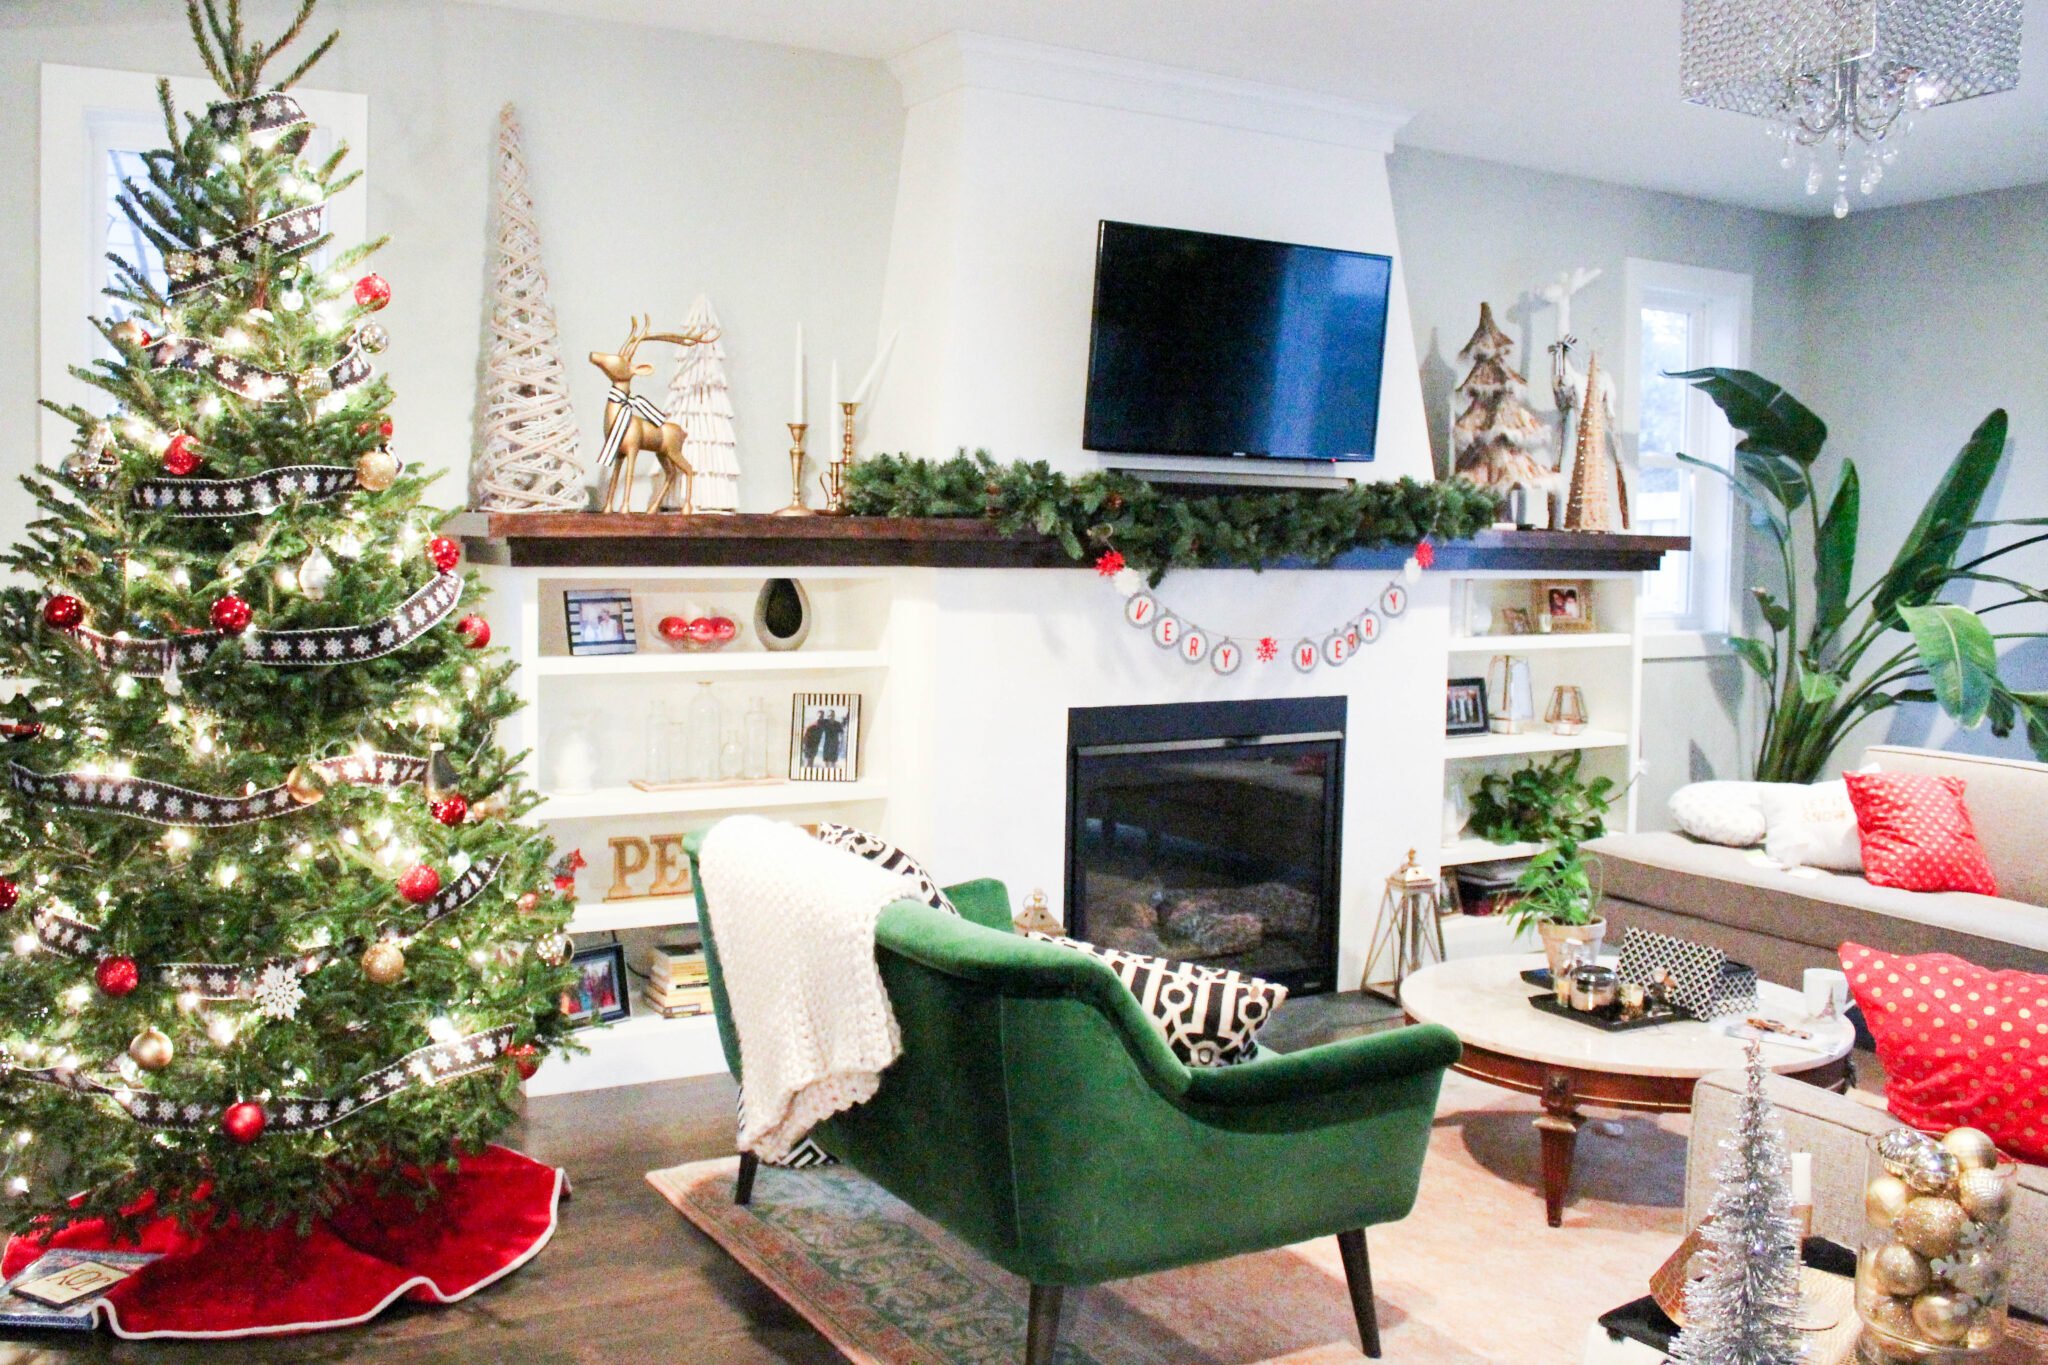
700;816;915;1164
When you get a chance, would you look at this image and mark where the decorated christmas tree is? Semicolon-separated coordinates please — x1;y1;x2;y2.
0;0;575;1234
663;294;740;513
1451;302;1552;490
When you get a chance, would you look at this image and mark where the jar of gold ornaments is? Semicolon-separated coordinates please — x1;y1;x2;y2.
1856;1125;2018;1362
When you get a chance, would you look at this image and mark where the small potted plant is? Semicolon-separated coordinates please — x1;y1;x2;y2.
1501;840;1606;976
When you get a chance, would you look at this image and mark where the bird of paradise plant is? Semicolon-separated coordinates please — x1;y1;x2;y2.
1674;369;2047;783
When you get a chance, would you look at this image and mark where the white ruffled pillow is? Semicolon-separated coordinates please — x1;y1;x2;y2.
1668;781;1774;846
1758;774;1868;872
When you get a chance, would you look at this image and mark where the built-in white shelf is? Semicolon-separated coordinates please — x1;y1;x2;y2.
536;778;890;822
1446;633;1632;654
1438;836;1544;867
522;1009;726;1097
1443;728;1630;761
532;648;888;678
566;894;698;936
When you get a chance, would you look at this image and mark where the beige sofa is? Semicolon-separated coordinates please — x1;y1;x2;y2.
1690;1070;2048;1318
1590;745;2048;986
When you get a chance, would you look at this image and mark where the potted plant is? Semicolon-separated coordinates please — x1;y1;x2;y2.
1501;840;1606;976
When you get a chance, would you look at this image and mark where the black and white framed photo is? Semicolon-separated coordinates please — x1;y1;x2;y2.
562;942;631;1026
790;692;861;782
563;588;637;656
1446;676;1490;736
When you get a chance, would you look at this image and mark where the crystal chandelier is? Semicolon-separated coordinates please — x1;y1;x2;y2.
1681;0;2023;216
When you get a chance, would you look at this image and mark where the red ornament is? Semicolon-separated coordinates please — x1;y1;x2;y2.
95;955;140;997
0;878;18;911
1095;549;1127;578
455;614;491;649
1414;539;1436;569
221;1101;266;1145
379;416;395;440
162;433;201;476
1256;637;1279;663
657;615;690;642
430;794;469;827
352;273;391;311
209;595;253;634
506;1043;541;1081
553;873;576;894
515;891;541;914
0;720;42;744
427;537;461;573
397;863;441;904
42;595;84;631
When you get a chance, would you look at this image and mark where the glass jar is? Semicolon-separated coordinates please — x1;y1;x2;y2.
1856;1128;2017;1363
686;682;722;782
741;696;772;779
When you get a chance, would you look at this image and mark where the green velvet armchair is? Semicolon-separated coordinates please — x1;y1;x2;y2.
684;834;1460;1363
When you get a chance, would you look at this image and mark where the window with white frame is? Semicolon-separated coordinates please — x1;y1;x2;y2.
38;63;367;466
1622;259;1751;637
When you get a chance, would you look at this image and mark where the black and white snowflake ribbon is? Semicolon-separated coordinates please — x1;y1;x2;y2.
4;1024;519;1136
205;90;311;150
165;204;326;300
132;462;373;518
68;569;461;680
147;331;371;404
8;748;430;830
596;387;674;469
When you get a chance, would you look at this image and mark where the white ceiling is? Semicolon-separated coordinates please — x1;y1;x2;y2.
472;0;2048;217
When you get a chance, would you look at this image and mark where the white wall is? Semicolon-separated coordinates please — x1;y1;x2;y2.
1;0;903;529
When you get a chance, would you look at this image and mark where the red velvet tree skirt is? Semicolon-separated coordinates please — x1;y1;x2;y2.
0;1144;565;1339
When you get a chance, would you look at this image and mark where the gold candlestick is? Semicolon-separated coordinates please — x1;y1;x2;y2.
773;423;815;517
819;401;859;515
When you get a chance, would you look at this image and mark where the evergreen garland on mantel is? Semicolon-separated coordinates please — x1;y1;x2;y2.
846;450;1502;582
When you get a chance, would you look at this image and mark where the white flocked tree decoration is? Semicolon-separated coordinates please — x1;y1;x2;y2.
1671;1043;1806;1365
664;294;739;513
471;103;587;512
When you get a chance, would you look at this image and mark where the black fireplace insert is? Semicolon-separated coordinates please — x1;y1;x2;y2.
1065;697;1344;995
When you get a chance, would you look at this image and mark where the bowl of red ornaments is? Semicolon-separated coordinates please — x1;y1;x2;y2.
657;613;740;652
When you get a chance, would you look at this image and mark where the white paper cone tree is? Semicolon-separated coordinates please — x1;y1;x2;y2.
664;294;739;513
471;104;586;512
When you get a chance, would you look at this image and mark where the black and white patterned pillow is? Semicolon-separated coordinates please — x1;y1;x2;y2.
815;823;956;915
1026;933;1287;1067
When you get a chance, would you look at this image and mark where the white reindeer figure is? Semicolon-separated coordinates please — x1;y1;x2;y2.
1533;266;1629;527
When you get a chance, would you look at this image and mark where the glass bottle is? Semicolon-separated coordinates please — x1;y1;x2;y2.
553;710;597;794
719;725;744;780
742;696;772;779
687;682;722;782
660;703;690;784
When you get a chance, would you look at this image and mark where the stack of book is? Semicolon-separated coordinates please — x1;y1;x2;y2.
644;935;712;1018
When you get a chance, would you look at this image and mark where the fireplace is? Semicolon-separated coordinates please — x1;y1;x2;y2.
1065;697;1344;995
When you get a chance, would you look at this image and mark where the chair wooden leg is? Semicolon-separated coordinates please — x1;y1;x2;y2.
1336;1228;1382;1359
1025;1283;1064;1365
734;1151;759;1207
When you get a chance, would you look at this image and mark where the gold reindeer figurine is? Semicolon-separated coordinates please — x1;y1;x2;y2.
588;316;718;514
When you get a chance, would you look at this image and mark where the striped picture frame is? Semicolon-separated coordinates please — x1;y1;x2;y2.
789;693;860;782
563;588;637;656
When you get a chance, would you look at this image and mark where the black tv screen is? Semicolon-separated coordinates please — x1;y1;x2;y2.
1082;221;1393;464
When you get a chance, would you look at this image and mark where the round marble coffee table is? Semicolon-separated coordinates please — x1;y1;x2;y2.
1400;953;1855;1227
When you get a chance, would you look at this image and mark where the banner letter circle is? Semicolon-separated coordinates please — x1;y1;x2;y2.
1292;638;1319;673
1357;609;1382;644
1152;615;1181;649
1380;583;1409;617
1211;640;1241;675
1125;593;1156;628
1322;631;1351;667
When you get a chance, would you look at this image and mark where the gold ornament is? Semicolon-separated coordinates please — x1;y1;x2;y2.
285;763;328;806
69;549;102;578
109;318;150;348
355;447;400;492
361;940;406;985
1877;1127;1937;1176
1896;1196;1969;1259
1956;1165;2013;1224
165;251;196;277
1864;1294;1918;1343
127;1027;174;1072
1940;1126;2000;1171
1965;1320;2001;1350
537;933;571;967
472;791;511;821
1909;1289;1973;1345
1897;1144;1960;1195
1866;1173;1913;1227
1871;1242;1932;1296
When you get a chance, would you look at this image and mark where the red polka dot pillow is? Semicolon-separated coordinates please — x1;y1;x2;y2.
1842;771;1998;895
1841;942;2048;1163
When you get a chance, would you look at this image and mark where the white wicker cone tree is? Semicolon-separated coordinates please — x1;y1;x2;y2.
472;103;586;512
664;294;740;513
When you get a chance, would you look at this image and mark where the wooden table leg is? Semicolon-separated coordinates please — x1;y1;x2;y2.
1533;1069;1584;1228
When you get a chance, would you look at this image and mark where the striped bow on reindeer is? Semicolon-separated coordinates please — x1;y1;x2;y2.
588;316;718;514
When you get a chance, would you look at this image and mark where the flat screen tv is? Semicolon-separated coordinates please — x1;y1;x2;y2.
1082;221;1393;465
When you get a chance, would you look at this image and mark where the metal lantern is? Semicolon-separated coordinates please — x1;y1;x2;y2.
1487;655;1535;734
1362;848;1445;1002
1545;685;1588;736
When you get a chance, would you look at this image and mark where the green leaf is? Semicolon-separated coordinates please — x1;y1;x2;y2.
1728;635;1774;682
2007;690;2048;762
1679;452;1786;541
1812;462;1860;640
1671;367;1828;466
1898;603;1999;727
1796;664;1844;704
1736;449;1809;513
1871;410;2009;624
1751;588;1791;633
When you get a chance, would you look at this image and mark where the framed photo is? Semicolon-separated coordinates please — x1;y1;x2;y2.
1446;677;1490;736
564;588;637;656
1535;580;1594;633
790;692;861;782
562;942;631;1026
1497;606;1534;635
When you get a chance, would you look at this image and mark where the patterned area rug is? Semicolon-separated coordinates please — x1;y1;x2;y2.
647;1074;1692;1364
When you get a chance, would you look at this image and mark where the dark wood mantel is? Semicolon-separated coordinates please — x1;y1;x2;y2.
450;511;1688;573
